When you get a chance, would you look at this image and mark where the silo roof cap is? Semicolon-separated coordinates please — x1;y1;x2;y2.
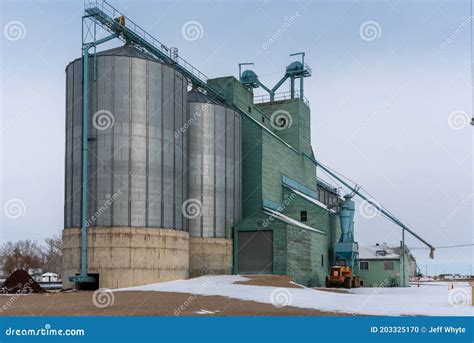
96;44;157;61
66;44;157;70
187;90;221;105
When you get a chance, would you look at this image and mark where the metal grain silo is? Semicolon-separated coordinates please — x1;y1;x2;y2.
62;45;189;289
186;90;241;276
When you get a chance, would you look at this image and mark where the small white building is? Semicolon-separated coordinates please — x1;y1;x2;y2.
34;272;60;283
358;242;417;287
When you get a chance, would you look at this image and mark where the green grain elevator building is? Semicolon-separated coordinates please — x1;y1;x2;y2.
207;68;344;287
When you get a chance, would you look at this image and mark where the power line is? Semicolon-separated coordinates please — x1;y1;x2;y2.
317;162;400;220
409;243;474;250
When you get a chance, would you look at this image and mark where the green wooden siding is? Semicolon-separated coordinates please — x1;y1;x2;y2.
211;76;340;287
256;99;312;156
359;258;409;287
234;194;334;287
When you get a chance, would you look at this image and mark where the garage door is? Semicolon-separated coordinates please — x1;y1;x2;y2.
237;231;273;273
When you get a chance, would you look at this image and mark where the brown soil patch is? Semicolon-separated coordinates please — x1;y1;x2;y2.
0;291;352;316
313;287;351;294
234;275;304;288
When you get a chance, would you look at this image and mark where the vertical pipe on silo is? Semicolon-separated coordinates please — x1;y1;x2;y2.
80;48;89;276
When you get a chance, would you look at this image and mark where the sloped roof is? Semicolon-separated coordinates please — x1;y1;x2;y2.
262;207;325;235
359;243;401;260
41;272;59;277
287;186;335;213
187;90;221;105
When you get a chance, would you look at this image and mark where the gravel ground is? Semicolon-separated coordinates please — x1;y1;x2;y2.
0;291;350;316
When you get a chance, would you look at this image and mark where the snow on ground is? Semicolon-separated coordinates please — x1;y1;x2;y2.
418;276;435;282
116;275;473;316
194;309;221;315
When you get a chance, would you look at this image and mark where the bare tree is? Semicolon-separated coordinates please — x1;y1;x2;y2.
41;235;62;274
0;240;43;277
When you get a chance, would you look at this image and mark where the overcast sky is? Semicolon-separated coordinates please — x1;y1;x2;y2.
1;0;472;275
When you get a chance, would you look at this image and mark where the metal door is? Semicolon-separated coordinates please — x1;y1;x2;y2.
237;231;273;273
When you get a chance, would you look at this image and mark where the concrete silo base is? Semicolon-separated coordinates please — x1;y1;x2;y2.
188;237;233;277
62;227;189;289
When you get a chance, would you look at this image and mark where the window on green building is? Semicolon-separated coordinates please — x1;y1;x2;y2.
384;261;394;270
360;261;369;270
321;254;324;266
300;211;307;222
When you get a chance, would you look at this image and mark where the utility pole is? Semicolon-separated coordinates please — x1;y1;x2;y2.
401;229;406;286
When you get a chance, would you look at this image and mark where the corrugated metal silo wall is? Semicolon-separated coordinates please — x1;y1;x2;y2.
187;99;241;238
64;55;187;230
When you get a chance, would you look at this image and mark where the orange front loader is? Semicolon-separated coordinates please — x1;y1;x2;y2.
325;265;361;289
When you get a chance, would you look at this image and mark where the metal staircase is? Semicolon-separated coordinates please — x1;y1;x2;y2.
84;0;224;101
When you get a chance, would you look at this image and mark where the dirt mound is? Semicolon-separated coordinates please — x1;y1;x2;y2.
0;270;45;294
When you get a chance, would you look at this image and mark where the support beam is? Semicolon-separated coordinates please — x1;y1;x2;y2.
256;80;273;99
270;75;289;100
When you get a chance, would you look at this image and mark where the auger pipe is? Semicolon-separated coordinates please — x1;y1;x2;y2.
75;31;118;283
304;154;435;258
270;75;289;100
256;80;273;98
